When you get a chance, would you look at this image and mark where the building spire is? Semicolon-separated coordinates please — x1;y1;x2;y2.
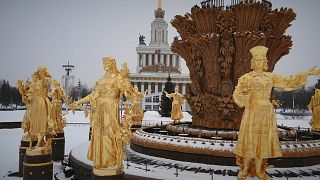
157;0;162;9
155;0;164;18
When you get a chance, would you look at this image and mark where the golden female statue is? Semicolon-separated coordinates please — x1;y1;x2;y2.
49;80;67;133
165;86;185;123
309;89;320;131
233;46;320;180
70;57;135;176
18;66;55;152
131;87;145;126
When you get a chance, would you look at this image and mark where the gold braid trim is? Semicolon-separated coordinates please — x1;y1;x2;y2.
23;160;53;167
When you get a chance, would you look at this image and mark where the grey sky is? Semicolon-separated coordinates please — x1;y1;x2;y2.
0;0;319;87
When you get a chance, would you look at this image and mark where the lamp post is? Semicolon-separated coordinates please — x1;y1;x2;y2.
292;96;295;114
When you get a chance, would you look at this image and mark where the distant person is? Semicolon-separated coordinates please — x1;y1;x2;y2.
233;46;320;180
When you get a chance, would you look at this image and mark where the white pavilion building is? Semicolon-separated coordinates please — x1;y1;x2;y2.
129;0;190;111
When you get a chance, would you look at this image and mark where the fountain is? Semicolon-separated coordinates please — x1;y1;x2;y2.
130;0;320;168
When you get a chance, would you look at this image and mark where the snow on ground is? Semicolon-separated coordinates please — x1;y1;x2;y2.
141;111;192;127
0;110;317;179
0;111;25;122
276;113;312;129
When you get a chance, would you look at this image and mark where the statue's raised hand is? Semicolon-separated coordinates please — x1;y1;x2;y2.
307;66;320;76
70;102;78;114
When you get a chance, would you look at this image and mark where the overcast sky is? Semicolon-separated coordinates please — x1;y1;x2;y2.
0;0;319;87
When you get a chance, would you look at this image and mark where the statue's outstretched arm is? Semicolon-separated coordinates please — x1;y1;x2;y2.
273;67;320;91
70;92;95;112
165;91;173;98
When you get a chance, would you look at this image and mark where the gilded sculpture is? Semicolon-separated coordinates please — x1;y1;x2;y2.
165;86;185;123
233;46;320;180
130;87;145;126
49;80;67;133
309;89;320;131
18;66;55;154
70;57;136;176
79;81;99;126
171;1;297;130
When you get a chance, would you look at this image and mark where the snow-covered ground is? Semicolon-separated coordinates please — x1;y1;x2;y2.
0;110;319;180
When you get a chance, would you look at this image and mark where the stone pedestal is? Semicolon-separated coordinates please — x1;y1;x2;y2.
52;132;65;161
19;139;37;176
23;150;53;180
91;171;124;180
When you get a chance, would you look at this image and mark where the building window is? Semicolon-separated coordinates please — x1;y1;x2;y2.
179;83;183;94
153;105;159;110
145;97;152;103
176;55;179;68
146;54;149;65
151;82;155;93
137;82;141;92
162;30;164;43
152;54;155;65
158;83;162;92
139;54;142;66
153;95;159;103
170;55;173;66
145;105;152;110
144;82;148;92
164;54;167;65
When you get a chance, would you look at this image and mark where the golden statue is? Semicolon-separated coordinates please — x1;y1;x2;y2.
17;79;32;133
49;80;67;133
80;82;99;126
233;46;320;180
70;57;136;176
309;89;320;131
165;86;185;123
18;66;55;154
131;87;146;126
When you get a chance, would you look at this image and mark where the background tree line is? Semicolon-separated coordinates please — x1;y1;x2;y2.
274;79;320;111
0;79;91;109
1;77;319;111
0;79;22;108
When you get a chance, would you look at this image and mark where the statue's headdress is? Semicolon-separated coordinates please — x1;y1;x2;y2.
103;57;119;74
250;46;269;71
250;46;268;59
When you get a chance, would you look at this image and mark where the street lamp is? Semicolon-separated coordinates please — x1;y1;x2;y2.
292;96;295;114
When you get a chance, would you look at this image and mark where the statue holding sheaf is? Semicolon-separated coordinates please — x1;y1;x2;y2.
130;87;146;126
70;57;136;176
49;80;68;133
233;46;320;180
18;66;55;154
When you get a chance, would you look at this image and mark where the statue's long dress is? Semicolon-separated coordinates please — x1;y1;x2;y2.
86;74;133;168
51;88;64;132
131;100;144;123
28;81;52;136
167;93;184;120
309;94;320;131
233;72;307;159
